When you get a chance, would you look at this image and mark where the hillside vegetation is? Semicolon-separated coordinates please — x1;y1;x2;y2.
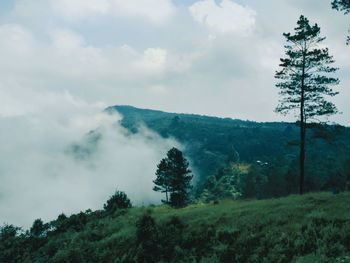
5;106;345;263
2;192;350;262
105;106;350;199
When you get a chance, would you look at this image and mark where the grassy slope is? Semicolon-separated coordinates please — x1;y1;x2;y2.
35;192;350;263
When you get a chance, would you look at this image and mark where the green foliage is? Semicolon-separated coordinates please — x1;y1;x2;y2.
103;190;132;213
30;219;48;238
0;224;26;263
275;15;339;118
332;0;350;14
0;224;21;240
153;148;193;208
200;164;244;202
108;105;350;199
109;106;299;180
275;15;340;194
2;192;350;262
153;158;171;203
136;214;160;263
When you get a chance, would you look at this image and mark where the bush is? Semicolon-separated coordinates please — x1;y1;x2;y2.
103;190;132;213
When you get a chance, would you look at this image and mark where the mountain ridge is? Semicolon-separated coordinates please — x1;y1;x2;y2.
104;105;350;198
105;105;297;127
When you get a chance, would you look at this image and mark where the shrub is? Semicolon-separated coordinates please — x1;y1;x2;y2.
103;190;132;213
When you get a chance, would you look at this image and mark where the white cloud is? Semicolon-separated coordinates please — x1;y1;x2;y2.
258;40;283;71
0;23;175;110
0;92;180;227
0;24;35;55
13;0;50;18
135;48;168;73
49;0;176;24
51;0;110;21
148;84;168;95
50;29;104;64
189;0;256;35
110;0;176;24
51;29;87;52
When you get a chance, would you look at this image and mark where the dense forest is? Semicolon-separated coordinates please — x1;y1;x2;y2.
107;105;350;200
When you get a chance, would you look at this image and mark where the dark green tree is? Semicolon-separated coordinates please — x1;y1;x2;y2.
332;0;350;44
153;148;193;208
153;159;171;203
103;190;132;213
0;224;25;263
29;219;47;238
275;15;339;195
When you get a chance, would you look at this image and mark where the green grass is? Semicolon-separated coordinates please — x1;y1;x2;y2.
2;192;350;263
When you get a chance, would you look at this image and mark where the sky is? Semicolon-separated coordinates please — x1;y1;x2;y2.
0;0;349;227
0;0;349;124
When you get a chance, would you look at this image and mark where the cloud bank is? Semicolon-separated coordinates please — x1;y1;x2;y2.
0;93;180;228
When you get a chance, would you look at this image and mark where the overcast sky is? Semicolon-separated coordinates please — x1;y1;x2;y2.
0;0;349;124
0;0;349;227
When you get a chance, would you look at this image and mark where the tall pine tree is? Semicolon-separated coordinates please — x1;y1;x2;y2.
275;15;339;195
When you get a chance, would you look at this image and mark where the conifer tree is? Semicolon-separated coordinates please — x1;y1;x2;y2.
153;158;171;203
275;15;339;195
153;148;193;207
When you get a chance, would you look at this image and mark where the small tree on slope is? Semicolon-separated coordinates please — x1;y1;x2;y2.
103;190;132;213
153;148;193;208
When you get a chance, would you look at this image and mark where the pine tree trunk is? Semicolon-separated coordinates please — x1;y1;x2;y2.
299;120;306;195
299;83;306;195
299;46;307;195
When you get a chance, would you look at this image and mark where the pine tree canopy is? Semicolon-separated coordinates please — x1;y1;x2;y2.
166;148;192;193
153;147;193;207
275;15;339;121
275;15;340;195
153;158;171;193
332;0;350;14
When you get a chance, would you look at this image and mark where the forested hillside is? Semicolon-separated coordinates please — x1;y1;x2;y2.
107;105;350;199
2;107;350;263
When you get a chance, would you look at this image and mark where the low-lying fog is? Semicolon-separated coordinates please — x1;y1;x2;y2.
0;93;179;228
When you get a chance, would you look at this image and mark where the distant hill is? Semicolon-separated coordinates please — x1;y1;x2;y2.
106;105;298;174
106;105;350;196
